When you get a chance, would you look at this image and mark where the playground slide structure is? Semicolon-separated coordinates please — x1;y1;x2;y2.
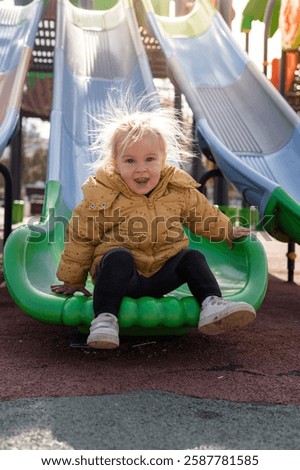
140;0;300;245
3;0;268;335
0;0;45;156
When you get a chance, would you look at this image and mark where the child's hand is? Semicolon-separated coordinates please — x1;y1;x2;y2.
231;226;251;239
51;283;92;297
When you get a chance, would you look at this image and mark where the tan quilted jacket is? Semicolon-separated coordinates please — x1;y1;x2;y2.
56;166;233;287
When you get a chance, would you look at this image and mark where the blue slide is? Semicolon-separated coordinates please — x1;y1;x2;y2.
0;0;45;157
140;0;300;244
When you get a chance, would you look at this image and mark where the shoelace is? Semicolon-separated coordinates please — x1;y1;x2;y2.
92;315;118;329
206;296;230;306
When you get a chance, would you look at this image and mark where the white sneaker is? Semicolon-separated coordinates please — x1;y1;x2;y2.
87;313;119;349
198;296;256;335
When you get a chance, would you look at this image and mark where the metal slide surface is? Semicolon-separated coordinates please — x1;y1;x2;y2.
3;0;268;333
141;0;300;244
0;0;45;156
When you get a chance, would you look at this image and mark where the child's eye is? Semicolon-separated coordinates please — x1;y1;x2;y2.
125;158;135;164
146;156;155;162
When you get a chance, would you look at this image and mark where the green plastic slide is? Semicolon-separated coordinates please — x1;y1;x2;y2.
4;181;268;335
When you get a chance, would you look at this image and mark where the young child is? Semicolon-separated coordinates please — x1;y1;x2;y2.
51;96;255;349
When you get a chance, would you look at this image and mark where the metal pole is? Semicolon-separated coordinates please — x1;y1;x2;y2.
10;115;23;201
245;31;249;54
216;0;233;28
287;241;296;283
279;48;287;96
0;163;13;246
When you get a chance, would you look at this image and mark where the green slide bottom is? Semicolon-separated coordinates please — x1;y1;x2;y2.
264;187;300;244
3;181;268;336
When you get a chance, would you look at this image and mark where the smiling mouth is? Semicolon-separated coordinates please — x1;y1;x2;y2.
135;178;149;184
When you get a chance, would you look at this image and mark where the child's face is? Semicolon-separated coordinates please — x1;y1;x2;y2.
115;132;165;195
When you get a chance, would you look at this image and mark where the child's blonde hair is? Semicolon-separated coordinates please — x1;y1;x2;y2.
89;90;193;171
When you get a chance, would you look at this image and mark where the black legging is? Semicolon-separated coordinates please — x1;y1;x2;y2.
93;248;221;317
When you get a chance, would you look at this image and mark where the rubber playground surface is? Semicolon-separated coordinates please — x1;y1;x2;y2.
0;231;300;450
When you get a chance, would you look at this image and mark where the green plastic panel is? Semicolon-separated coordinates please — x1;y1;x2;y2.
70;0;118;9
141;0;215;38
264;187;300;243
150;0;170;16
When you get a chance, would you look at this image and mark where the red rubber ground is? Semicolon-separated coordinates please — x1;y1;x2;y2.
1;235;299;406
